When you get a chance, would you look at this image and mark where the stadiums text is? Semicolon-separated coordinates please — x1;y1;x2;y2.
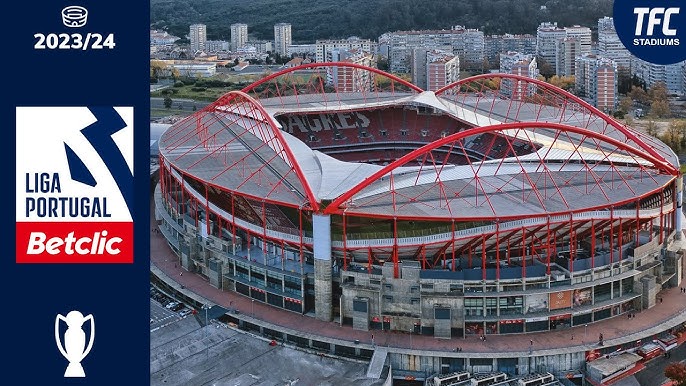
633;38;680;46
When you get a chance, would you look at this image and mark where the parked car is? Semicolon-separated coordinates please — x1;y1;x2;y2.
179;308;192;317
165;301;178;310
172;303;185;312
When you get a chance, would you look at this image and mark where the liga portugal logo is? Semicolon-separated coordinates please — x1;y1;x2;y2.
16;107;134;263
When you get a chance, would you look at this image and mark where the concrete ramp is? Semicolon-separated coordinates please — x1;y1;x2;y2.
366;347;388;379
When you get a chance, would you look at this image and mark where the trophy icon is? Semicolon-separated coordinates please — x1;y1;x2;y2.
55;311;95;377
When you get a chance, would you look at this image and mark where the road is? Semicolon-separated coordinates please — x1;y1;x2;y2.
149;299;182;331
216;64;285;75
634;342;686;385
150;97;208;111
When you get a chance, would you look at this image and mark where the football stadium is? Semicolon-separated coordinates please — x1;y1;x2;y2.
153;63;686;379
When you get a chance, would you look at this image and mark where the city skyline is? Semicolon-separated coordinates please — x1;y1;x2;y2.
153;17;685;107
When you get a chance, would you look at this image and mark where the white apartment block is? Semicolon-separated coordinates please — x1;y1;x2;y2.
576;54;618;112
564;25;592;56
205;40;229;52
151;30;180;46
189;24;207;53
230;23;248;51
246;40;272;54
274;23;292;56
456;27;485;70
426;50;460;91
537;23;591;76
316;38;375;63
536;22;566;71
597;17;631;70
287;44;316;57
485;34;536;65
327;49;376;93
383;26;485;73
556;38;581;77
499;52;539;99
598;16;615;32
170;62;217;78
411;49;459;91
632;59;686;95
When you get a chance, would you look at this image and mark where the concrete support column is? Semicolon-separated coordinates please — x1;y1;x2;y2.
313;214;333;321
676;176;683;240
610;281;614;300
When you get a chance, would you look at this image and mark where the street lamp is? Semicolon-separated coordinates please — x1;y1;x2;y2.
409;328;413;350
585;324;588;341
251;299;255;317
202;303;210;358
204;304;209;329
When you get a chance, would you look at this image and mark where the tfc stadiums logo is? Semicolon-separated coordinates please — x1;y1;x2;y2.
614;0;685;65
16;107;133;263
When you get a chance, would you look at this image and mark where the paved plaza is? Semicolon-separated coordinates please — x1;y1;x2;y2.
150;300;382;386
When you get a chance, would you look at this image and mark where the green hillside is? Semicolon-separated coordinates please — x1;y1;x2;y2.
151;0;613;42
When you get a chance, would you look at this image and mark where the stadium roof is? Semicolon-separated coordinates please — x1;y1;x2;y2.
151;123;171;157
159;63;678;220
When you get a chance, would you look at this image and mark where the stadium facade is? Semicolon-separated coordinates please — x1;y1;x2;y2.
155;63;684;340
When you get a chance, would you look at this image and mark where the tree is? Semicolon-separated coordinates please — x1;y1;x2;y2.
547;75;575;91
675;120;686;150
376;56;389;72
632;74;647;89
647;81;670;118
492;54;501;70
617;67;632;95
649;81;669;102
662;120;683;152
629;86;649;105
619;96;633;114
665;362;686;386
536;57;555;79
650;99;671;118
482;57;491;73
482;77;500;90
151;60;169;79
646;120;659;137
271;53;289;65
164;96;173;109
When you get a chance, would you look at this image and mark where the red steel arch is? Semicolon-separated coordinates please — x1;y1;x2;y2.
162;67;677;218
212;90;320;211
435;73;677;174
240;62;424;95
324;121;674;216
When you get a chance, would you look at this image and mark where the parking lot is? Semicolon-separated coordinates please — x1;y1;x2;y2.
149;287;382;385
150;300;181;330
150;318;380;386
150;287;194;331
